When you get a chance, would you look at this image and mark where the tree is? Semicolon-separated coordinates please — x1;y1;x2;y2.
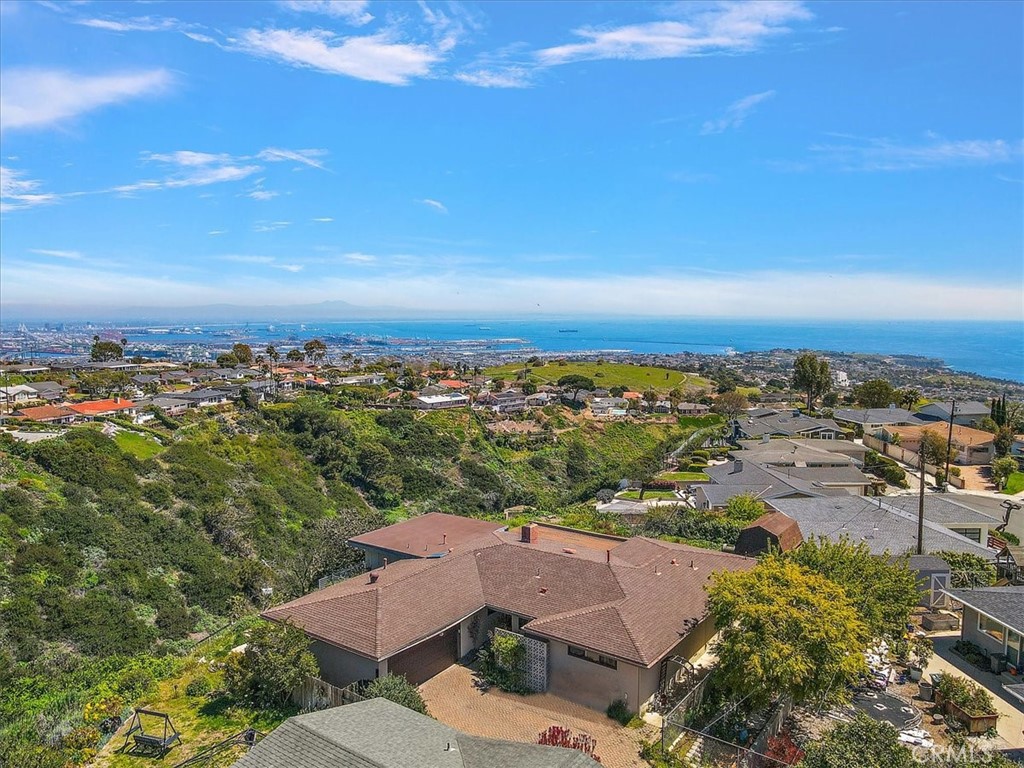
303;339;328;366
711;391;749;419
522;381;537;396
722;493;765;524
792;353;831;410
643;389;659;409
216;353;239;367
282;510;387;594
223;620;318;707
853;379;896;409
919;428;954;466
231;343;254;365
991;456;1018;489
993;426;1014;457
265;345;280;364
285;349;304;362
90;339;124;362
708;558;868;707
933;551;997;588
361;673;429;715
897;388;921;411
801;714;914;768
557;374;595;400
785;537;919;641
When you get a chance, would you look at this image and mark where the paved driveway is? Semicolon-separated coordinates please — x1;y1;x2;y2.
420;664;657;767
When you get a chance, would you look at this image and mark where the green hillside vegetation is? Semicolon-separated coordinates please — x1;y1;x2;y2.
484;360;709;393
0;399;719;766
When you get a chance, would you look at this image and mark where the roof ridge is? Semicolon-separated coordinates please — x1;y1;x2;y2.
289;719;388;768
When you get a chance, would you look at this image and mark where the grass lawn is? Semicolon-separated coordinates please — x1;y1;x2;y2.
484;361;709;393
1002;472;1024;495
114;430;165;460
618;490;678;500
658;471;710;482
735;386;761;397
93;623;295;768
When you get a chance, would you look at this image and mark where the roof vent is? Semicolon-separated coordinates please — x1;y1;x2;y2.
382;558;388;569
690;560;698;570
369;571;380;583
562;547;576;554
538;587;548;594
671;559;679;566
606;550;611;564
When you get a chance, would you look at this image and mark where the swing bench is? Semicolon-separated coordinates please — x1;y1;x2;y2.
119;708;181;755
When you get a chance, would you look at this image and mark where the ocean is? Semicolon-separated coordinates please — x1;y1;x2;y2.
128;318;1024;383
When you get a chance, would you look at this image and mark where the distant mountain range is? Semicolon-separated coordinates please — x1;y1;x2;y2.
1;300;439;324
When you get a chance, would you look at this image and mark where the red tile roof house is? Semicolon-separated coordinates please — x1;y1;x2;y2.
264;515;754;713
66;397;138;421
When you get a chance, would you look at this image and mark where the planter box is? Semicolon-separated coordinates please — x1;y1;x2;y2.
921;614;958;631
944;700;999;735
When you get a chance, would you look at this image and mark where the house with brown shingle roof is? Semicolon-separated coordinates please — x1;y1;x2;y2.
264;516;754;712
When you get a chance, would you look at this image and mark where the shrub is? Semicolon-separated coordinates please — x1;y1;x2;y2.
537;725;601;762
361;673;429;715
223;620;317;707
934;673;997;716
185;677;211;697
606;697;633;725
479;631;530;694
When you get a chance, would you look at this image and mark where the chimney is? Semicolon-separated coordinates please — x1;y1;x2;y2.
382;557;388;569
761;434;770;444
732;459;744;474
369;571;380;583
114;396;121;404
521;523;539;544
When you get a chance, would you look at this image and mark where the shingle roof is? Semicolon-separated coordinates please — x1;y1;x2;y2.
833;408;923;426
739;511;804;551
348;512;505;559
232;698;598;768
767;497;997;558
944;587;1024;635
881;496;1001;526
266;520;754;667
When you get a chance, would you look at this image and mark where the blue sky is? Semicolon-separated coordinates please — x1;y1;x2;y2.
1;0;1022;319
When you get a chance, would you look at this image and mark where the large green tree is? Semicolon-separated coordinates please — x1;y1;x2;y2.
304;339;328;365
933;551;997;588
801;714;914;768
792;353;831;410
232;343;254;365
557;374;595;400
785;537;919;641
711;391;749;418
89;337;124;362
853;379;897;409
223;620;318;707
708;558;868;707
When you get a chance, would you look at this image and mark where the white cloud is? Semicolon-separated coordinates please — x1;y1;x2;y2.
29;248;82;260
208;230;227;235
257;147;329;170
419;198;448;213
76;16;180;32
279;0;373;26
701;90;776;135
0;68;173;131
247;189;280;201
0;166;59;212
146;150;233;166
220;255;275;264
232;28;443;85
455;66;533;89
272;263;304;272
809;135;1023;171
312;216;334;222
253;221;292;232
536;1;811;65
343;252;377;264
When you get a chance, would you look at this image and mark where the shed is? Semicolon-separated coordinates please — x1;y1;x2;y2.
734;512;803;557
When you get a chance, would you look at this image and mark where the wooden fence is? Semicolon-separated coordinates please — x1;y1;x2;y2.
863;434;966;489
291;676;365;712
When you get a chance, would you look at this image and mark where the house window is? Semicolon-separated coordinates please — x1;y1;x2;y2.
952;528;982;543
568;645;617;669
978;613;1006;644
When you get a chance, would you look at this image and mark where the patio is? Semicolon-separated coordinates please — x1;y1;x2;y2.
420;664;659;768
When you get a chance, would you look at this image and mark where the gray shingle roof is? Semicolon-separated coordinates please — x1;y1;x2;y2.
881;496;1001;526
944;587;1024;634
768;497;997;558
231;698;599;768
833;408;923;426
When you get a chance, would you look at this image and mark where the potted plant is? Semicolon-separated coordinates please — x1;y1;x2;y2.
908;636;933;681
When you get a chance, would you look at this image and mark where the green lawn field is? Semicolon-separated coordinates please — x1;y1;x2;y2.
484;361;709;393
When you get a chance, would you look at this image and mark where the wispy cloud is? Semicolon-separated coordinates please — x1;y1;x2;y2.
230;28;445;86
455;66;533;89
219;255;275;264
809;134;1023;171
208;230;227;236
244;178;279;200
29;248;82;260
701;90;776;135
253;220;292;232
0;166;59;212
343;252;377;265
257;147;329;170
536;2;811;65
279;0;373;26
312;216;334;222
272;263;304;272
419;198;448;213
76;15;180;32
0;68;173;131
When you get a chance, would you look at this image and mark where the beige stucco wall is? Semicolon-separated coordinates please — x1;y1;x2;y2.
547;640;644;711
310;639;382;687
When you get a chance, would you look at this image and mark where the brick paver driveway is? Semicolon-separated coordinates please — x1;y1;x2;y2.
421;664;657;767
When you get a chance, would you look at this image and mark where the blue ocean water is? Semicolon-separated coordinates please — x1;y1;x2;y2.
135;318;1024;383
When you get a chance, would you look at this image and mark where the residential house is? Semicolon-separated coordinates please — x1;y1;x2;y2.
264;516;754;711
0;364;50;375
734;512;803;557
414;394;470;410
338;374;387;386
766;497;998;559
736;438;870;464
131;374;163;388
143;396;192;416
25;381;68;402
943;587;1024;673
348;512;505;569
437;379;469;390
475;390;527;414
11;404;77;424
175;388;231;408
880;423;995;465
677;403;711;417
832;407;925;436
653;401;673;414
0;384;39;409
731;411;844;441
66;397;138;420
880;495;1003;545
231;698;600;768
916;401;990;427
526;392;553;407
590;397;628;417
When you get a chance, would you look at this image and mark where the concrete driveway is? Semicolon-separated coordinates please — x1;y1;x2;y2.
420;664;658;768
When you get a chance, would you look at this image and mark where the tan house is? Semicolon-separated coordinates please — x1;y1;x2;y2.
882;423;995;465
265;516;754;712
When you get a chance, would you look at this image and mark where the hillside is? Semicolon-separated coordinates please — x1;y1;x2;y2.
484;360;710;393
0;400;717;766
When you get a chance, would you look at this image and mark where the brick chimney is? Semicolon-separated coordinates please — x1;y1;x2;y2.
521;523;539;544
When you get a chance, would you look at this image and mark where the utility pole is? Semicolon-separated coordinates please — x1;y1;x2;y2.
917;450;926;555
943;399;957;492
